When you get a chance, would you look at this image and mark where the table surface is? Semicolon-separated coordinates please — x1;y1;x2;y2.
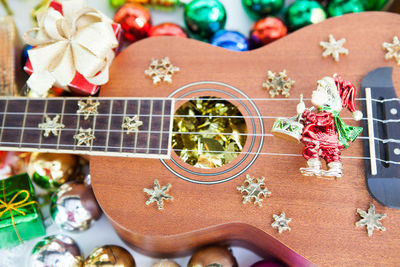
0;0;302;266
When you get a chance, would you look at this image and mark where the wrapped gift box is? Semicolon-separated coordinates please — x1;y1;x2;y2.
24;1;122;96
0;173;46;249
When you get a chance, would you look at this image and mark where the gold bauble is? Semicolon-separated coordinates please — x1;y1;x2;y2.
152;259;180;267
84;245;136;267
188;246;238;267
28;153;78;191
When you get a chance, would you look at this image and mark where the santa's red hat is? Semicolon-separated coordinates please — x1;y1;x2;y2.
334;75;363;121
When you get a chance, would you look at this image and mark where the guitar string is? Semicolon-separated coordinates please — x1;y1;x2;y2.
2;140;399;164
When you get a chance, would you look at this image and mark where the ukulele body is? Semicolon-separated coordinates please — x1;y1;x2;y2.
92;12;400;266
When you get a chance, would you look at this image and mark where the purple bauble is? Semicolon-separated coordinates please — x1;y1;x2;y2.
250;260;285;267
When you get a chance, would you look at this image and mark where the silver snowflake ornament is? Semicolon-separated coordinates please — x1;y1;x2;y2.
144;179;173;210
237;174;271;207
38;114;65;137
383;36;400;65
73;128;95;147
320;34;349;62
144;57;180;85
121;115;143;134
262;70;295;97
271;212;291;234
356;204;386;237
77;99;100;120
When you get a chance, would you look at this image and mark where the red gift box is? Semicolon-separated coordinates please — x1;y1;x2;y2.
24;1;122;96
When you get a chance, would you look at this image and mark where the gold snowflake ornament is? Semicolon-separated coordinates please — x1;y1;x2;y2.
383;36;400;65
77;99;100;120
144;179;173;210
271;212;291;234
121;116;143;134
73;128;95;146
38;114;65;137
356;204;386;237
237;174;271;207
144;57;180;85
262;70;294;97
320;34;349;62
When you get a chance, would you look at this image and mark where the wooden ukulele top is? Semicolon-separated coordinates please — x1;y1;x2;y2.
91;12;400;266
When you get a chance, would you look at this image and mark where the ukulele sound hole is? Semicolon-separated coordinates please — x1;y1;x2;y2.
172;97;247;169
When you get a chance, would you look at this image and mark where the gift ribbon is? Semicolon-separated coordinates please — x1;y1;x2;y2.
0;180;38;243
24;0;118;96
319;106;363;148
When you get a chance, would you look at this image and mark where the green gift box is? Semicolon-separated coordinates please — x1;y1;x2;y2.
0;173;46;249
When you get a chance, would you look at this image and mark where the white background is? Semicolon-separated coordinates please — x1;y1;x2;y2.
0;0;296;266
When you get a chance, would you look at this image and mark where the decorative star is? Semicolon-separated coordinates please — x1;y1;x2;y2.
383;36;400;65
356;204;386;237
237;174;271;207
271;212;292;234
144;179;173;210
262;70;295;98
144;57;180;85
121;115;143;134
38;114;65;137
73;128;95;147
77;99;100;120
320;34;349;62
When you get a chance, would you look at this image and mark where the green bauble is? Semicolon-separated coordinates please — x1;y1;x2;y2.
109;0;126;8
327;0;365;16
184;0;227;41
242;0;285;20
359;0;389;10
285;0;327;32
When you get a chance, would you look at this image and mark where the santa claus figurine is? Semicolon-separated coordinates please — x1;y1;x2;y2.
296;75;363;178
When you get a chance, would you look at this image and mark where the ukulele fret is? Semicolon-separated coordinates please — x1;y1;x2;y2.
0;97;173;159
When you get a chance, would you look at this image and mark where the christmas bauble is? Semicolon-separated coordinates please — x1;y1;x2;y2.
249;17;287;48
22;44;33;66
114;3;152;43
187;246;238;267
84;245;136;267
152;259;180;267
0;151;29;179
148;23;188;38
285;0;327;31
327;0;364;16
28;153;79;191
211;30;249;51
184;0;227;41
50;181;102;231
242;0;285;19
250;260;285;267
29;235;83;267
359;0;389;10
110;0;126;8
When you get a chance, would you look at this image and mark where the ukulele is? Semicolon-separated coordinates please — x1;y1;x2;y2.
1;12;400;266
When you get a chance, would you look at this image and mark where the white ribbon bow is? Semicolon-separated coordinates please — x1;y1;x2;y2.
24;0;119;96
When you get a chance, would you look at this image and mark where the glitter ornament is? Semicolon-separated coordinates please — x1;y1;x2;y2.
211;30;249;52
84;245;136;267
50;182;102;231
148;23;188;38
28;153;78;191
110;0;126;8
114;3;152;43
285;0;327;31
184;0;227;41
359;0;390;10
242;0;285;20
29;235;83;267
327;0;365;17
249;17;287;49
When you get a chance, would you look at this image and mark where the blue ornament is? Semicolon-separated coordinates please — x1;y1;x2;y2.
211;30;249;52
22;44;33;65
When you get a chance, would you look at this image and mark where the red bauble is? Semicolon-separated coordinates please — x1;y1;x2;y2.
249;17;287;49
148;23;187;38
114;3;152;43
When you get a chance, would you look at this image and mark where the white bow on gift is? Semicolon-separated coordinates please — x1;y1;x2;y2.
24;0;119;96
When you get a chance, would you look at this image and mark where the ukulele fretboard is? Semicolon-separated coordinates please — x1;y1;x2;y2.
0;97;174;159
